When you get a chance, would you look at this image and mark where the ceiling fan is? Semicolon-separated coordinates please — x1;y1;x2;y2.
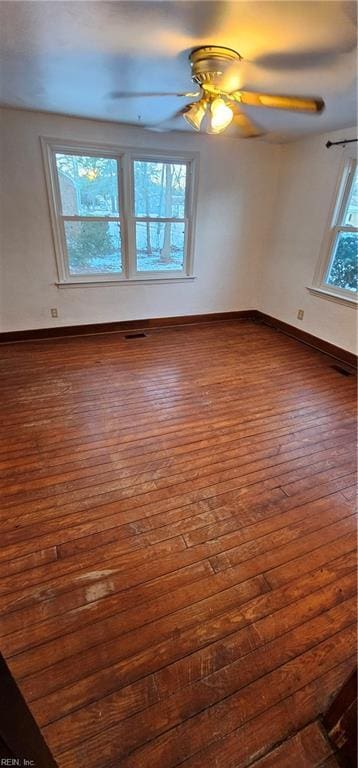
111;46;325;138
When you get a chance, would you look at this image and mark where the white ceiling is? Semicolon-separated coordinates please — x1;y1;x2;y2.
0;1;357;141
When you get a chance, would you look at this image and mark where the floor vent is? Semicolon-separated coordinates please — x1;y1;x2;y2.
331;364;352;377
124;332;147;339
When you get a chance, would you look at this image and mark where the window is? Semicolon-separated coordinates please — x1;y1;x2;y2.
310;159;358;304
133;160;188;274
42;140;197;284
55;153;122;278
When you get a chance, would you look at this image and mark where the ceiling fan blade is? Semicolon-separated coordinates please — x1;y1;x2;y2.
110;90;200;100
144;108;186;132
232;90;325;113
143;124;176;133
229;110;264;138
254;41;357;71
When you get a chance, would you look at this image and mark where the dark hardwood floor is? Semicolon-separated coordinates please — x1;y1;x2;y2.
0;319;356;768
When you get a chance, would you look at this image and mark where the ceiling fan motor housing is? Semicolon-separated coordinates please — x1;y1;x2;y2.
189;46;241;88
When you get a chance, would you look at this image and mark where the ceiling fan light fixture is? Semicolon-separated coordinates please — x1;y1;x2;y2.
210;97;234;133
183;99;207;130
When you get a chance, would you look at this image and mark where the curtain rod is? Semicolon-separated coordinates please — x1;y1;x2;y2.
326;138;357;148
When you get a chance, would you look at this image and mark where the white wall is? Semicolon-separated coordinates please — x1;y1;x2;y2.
260;128;357;353
0;107;280;331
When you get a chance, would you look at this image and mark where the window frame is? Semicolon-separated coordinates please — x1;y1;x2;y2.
41;138;198;286
309;157;358;306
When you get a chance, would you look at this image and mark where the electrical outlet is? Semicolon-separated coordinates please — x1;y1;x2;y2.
297;309;304;321
50;308;58;318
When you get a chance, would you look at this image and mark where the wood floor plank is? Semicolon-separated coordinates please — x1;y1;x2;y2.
0;497;352;658
247;722;333;768
20;560;357;721
0;560;214;639
175;659;354;768
0;321;356;768
41;593;357;754
153;568;357;700
55;625;356;767
0;547;57;578
209;514;356;574
0;416;353;496
317;756;341;767
0;498;354;618
341;485;357;502
0;418;352;503
0;418;352;539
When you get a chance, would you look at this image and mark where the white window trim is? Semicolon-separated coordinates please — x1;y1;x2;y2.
41;137;199;286
308;156;357;307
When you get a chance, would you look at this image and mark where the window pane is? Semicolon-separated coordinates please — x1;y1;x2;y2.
55;154;119;216
133;161;187;218
64;221;122;275
343;168;358;226
136;221;185;272
326;232;357;292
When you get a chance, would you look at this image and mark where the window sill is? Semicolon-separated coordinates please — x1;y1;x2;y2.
56;276;197;288
307;285;358;307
